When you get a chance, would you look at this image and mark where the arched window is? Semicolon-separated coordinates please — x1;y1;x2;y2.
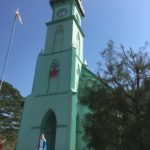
76;64;80;75
53;25;64;52
48;59;60;93
49;59;60;78
76;32;80;56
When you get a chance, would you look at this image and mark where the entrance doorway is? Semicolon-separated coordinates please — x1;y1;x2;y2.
41;110;56;150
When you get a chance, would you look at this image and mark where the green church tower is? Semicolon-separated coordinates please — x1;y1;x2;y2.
16;0;91;150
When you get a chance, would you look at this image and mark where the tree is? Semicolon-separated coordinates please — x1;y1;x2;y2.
80;41;150;150
0;81;23;149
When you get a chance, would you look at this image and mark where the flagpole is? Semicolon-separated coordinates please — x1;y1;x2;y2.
0;15;17;91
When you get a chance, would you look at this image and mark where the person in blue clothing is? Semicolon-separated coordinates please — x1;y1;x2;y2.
37;134;47;150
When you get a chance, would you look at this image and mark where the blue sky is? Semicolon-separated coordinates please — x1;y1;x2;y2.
0;0;150;96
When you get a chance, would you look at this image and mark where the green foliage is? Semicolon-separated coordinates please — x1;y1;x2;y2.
80;41;150;150
0;81;23;149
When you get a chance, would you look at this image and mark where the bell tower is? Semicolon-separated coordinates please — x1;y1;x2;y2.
16;0;87;150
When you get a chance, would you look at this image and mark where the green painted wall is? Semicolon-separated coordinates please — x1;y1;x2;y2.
16;0;89;150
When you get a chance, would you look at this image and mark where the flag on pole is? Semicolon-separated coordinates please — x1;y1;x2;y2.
15;9;23;24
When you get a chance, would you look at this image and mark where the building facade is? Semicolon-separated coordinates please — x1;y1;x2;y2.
16;0;97;150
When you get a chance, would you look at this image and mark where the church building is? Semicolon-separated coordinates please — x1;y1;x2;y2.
16;0;98;149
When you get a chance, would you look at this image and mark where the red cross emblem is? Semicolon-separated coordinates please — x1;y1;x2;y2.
49;68;59;78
